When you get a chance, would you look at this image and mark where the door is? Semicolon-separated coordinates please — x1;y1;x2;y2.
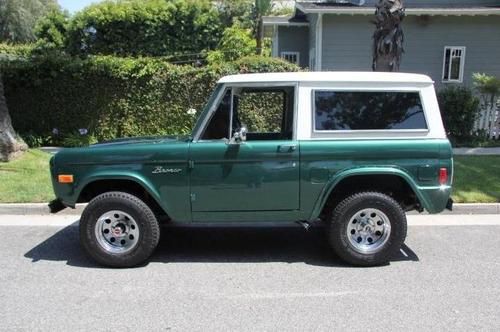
189;85;299;214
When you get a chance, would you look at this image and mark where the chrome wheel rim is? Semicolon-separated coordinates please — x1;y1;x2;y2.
95;210;139;254
346;208;391;254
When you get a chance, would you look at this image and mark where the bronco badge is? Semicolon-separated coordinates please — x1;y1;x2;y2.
152;166;182;174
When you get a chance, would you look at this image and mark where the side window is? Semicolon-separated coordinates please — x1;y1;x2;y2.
201;89;232;140
442;46;466;83
233;87;295;141
314;91;427;131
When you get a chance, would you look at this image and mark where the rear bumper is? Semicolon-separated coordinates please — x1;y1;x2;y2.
446;198;454;211
419;186;452;214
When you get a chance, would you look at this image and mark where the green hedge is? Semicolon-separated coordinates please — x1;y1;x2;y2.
437;86;481;145
0;55;299;146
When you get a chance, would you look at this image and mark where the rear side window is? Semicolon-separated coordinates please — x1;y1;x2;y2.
314;91;427;131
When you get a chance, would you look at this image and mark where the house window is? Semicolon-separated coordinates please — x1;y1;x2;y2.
281;52;300;65
442;46;466;83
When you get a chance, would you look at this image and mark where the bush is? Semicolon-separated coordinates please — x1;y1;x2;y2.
438;86;480;145
0;54;299;146
62;132;98;147
0;43;35;58
66;0;223;57
34;8;69;50
207;25;256;63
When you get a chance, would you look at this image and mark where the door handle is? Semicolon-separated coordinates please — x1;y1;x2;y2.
278;144;297;153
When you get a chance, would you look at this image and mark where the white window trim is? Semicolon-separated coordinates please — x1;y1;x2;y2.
281;51;300;65
310;89;429;134
442;46;466;83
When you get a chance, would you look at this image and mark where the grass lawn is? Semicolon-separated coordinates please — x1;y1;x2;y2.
452;155;500;203
0;150;499;204
0;149;54;203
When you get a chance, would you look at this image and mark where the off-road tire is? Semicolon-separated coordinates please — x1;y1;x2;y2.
328;192;407;266
80;191;160;268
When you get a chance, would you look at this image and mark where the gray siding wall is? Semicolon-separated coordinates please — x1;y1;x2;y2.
321;15;500;88
321;15;372;71
278;26;310;68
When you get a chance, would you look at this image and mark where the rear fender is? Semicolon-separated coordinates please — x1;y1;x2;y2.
309;167;427;220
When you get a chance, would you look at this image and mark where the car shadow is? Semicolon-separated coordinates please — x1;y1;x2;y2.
24;224;419;269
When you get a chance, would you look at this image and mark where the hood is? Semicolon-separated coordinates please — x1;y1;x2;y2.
52;135;191;167
91;135;190;148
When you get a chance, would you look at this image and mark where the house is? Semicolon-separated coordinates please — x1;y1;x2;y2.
264;0;500;88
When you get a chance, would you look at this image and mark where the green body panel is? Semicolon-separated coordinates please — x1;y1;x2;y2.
189;140;300;222
51;136;192;222
300;139;453;218
51;136;452;222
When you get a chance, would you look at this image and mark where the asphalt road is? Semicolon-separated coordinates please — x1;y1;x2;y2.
0;214;499;331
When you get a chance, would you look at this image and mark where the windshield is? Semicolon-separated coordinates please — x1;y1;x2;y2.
191;84;224;139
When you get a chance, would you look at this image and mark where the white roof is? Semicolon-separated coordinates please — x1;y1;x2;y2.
218;72;434;85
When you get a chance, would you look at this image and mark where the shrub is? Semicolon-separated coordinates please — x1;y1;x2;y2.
0;43;35;58
0;54;299;146
34;8;69;50
66;0;223;57
207;25;256;63
62;132;98;147
438;86;480;145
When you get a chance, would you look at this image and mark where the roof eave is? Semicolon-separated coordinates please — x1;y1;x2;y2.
262;17;309;27
295;3;500;16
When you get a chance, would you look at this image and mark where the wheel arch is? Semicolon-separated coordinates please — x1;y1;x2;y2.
76;174;169;219
310;167;427;221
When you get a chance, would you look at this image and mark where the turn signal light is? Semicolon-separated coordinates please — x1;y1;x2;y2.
439;168;448;185
58;174;74;184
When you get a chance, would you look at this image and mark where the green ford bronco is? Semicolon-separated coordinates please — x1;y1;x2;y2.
50;72;453;267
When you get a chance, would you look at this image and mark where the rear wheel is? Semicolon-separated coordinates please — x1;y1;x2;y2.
80;191;160;268
328;192;407;266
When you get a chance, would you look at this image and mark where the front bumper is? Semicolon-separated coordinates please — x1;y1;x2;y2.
48;199;66;214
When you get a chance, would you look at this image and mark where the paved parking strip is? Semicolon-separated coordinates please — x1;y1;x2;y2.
0;214;499;331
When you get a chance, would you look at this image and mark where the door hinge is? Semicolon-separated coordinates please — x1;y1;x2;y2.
188;160;195;169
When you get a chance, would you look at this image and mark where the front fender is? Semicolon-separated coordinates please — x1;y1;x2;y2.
309;167;447;220
63;170;164;212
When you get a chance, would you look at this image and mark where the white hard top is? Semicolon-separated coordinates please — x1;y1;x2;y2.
218;71;434;85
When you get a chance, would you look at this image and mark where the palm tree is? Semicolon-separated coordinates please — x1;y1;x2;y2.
254;0;273;55
0;75;27;161
372;0;405;72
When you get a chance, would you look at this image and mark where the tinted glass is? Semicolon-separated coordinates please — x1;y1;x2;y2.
201;89;231;140
314;91;427;131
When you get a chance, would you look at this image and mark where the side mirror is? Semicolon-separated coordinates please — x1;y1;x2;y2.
230;126;247;144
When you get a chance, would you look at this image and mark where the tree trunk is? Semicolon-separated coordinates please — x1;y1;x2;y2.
0;74;27;162
256;15;263;55
372;0;405;72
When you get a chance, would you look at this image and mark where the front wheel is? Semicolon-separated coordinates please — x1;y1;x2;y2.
328;192;407;266
80;192;160;268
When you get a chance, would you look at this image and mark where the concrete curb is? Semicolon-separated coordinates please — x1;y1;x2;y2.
0;203;87;216
0;203;498;216
427;203;500;215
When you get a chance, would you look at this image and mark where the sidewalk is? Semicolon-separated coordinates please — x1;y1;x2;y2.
453;147;500;155
0;203;498;215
